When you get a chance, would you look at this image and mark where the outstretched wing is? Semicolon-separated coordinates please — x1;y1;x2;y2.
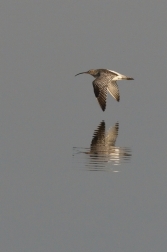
107;80;120;102
92;78;107;111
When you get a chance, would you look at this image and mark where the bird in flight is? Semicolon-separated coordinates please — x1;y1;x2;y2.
75;69;134;111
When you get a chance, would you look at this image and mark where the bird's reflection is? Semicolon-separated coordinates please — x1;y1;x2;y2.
73;121;131;171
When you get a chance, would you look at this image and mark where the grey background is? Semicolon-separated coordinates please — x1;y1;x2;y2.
0;1;167;251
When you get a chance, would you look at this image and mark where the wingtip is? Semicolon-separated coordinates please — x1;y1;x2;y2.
101;104;106;111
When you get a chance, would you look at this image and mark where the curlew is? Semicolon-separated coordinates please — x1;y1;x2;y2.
75;69;134;111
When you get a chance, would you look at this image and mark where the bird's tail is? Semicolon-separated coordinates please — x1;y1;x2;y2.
126;77;134;80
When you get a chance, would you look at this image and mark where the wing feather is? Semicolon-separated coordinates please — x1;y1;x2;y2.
93;79;107;111
107;80;120;102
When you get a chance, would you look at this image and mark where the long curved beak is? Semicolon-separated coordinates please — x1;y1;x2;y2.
75;71;88;76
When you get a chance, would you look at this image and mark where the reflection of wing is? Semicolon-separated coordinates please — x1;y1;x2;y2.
91;121;105;149
90;121;119;154
105;122;119;147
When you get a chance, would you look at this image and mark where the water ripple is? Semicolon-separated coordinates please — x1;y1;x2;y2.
73;121;132;171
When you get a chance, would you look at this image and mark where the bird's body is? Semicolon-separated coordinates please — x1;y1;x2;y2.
75;69;134;111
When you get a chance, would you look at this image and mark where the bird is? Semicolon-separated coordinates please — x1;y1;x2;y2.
75;69;134;111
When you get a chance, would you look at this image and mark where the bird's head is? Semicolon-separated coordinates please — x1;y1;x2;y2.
75;69;100;78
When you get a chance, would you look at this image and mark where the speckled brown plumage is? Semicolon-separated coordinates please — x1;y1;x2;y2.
75;69;134;111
